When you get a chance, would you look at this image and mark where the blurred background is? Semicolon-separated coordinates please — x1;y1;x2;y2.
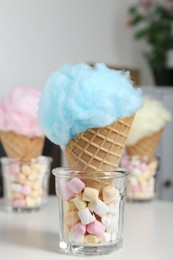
0;0;173;200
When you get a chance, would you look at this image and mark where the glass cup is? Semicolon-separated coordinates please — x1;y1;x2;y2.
120;155;159;201
52;167;129;256
1;156;52;212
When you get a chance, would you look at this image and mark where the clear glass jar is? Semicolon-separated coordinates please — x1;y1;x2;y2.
1;156;52;212
120;155;159;201
52;167;129;256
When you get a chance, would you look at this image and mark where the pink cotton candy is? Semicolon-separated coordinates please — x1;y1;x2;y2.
68;178;85;194
0;87;43;137
71;222;86;236
87;220;105;236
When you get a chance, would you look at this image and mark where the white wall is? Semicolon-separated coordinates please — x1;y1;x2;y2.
0;0;154;97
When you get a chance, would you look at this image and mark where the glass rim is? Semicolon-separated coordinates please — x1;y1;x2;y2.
52;167;129;179
0;156;53;164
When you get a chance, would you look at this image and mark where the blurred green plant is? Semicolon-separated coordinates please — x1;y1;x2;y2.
127;0;173;69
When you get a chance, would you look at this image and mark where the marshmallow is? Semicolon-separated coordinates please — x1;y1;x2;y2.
31;163;41;172
10;183;22;192
68;178;85;194
61;182;75;200
64;201;77;212
112;232;118;241
15;173;26;184
87;220;105;236
84;235;100;244
21;185;32;195
102;185;117;204
108;201;119;216
88;199;108;217
72;195;87;210
71;222;86;236
28;172;39;181
129;176;138;186
83;187;99;203
101;215;111;227
132;185;141;193
66;210;80;226
26;197;37;207
11;192;24;200
99;232;111;243
5;163;20;175
69;232;84;243
140;162;148;172
13;198;26;207
101;215;118;232
78;207;96;225
133;168;142;176
21;165;32;176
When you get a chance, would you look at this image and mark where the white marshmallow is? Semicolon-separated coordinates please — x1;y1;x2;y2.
10;183;22;192
78;207;96;225
88;199;109;217
111;232;118;241
99;232;111;243
102;215;119;232
101;215;111;227
108;202;119;217
129;176;138;186
133;168;142;176
68;231;84;243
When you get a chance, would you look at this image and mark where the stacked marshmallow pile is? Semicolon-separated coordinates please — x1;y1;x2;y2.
61;178;120;245
121;156;158;200
4;159;48;209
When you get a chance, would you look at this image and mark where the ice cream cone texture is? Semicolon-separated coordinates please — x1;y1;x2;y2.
126;97;172;160
0;87;44;160
38;63;143;182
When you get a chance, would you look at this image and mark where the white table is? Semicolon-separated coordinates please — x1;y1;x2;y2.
0;197;173;260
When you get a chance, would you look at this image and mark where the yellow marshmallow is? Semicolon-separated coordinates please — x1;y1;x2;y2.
31;163;41;172
84;235;100;244
11;192;24;200
64;201;77;213
15;173;26;184
66;210;80;226
83;187;99;203
102;185;117;204
72;195;87;210
26;197;37;207
21;165;32;176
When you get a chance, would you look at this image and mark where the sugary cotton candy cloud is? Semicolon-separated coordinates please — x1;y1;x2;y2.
127;96;172;146
0;87;44;137
38;63;143;149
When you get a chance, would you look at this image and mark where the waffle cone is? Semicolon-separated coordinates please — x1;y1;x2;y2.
126;129;163;160
0;131;45;161
65;115;134;190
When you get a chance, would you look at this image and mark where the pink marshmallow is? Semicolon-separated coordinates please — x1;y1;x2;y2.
120;156;129;168
21;185;32;195
140;163;148;172
71;222;86;236
68;178;85;194
132;185;141;193
5;163;20;175
61;182;75;200
87;220;105;236
13;199;26;208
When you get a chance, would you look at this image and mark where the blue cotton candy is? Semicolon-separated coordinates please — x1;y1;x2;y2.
38;63;143;149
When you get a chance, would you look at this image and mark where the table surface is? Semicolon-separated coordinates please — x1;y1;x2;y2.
1;197;173;260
